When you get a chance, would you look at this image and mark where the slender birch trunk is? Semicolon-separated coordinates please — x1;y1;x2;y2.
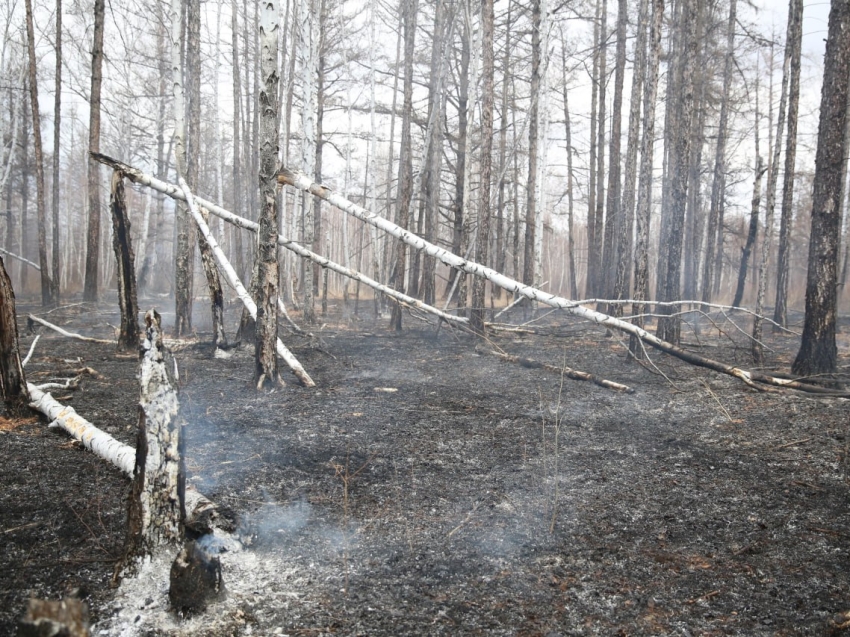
753;42;790;365
773;0;804;329
52;0;61;300
299;0;318;323
256;0;282;390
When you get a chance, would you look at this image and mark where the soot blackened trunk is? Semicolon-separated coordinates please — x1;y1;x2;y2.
109;171;141;352
792;0;850;377
0;256;28;413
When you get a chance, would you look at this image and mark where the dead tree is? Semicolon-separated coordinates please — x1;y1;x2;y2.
792;0;850;377
255;0;282;390
0;256;29;413
123;309;184;566
110;171;140;352
84;0;105;303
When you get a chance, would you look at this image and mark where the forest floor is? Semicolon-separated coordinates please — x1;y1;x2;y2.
1;296;849;636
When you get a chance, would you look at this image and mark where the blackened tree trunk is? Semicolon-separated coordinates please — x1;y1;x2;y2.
255;0;281;389
559;31;579;300
792;0;850;377
124;310;183;567
773;0;804;329
0;256;28;413
109;171;140;352
389;0;417;331
592;0;607;298
630;0;663;357
84;0;105;303
494;0;513;299
585;0;600;298
701;0;736;304
25;0;57;307
470;0;494;334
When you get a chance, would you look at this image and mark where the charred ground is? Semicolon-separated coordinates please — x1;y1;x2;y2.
1;300;849;636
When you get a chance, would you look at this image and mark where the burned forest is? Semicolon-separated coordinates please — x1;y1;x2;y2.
2;0;850;634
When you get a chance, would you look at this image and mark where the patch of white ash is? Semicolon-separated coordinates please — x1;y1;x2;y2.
92;529;310;636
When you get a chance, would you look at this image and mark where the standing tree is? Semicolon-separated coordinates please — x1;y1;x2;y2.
470;0;494;334
255;0;282;389
84;0;105;303
25;0;57;307
52;0;61;299
792;0;850;377
773;0;804;329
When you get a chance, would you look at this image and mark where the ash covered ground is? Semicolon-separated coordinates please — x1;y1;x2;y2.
1;299;849;636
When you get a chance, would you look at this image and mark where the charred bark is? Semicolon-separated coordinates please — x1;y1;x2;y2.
123;310;184;568
792;0;850;378
83;0;104;303
0;255;28;413
109;171;141;352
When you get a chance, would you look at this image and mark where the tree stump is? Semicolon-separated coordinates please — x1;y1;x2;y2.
168;541;223;613
122;309;184;570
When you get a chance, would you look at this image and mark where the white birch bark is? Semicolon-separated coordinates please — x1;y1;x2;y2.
0;248;40;271
534;0;550;287
89;154;470;330
277;168;831;392
28;314;112;343
28;383;136;476
299;0;318;322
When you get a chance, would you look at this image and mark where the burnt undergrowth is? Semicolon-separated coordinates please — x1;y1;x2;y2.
1;299;849;636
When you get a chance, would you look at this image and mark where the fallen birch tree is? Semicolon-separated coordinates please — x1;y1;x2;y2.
276;168;848;397
89;153;468;330
0;247;41;272
28;314;113;344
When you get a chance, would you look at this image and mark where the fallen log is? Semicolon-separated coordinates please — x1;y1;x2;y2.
27;314;113;344
481;348;635;394
0;247;41;271
276;167;849;397
88;153;469;330
27;379;216;534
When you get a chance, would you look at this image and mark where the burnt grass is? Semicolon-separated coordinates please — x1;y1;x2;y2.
2;298;850;636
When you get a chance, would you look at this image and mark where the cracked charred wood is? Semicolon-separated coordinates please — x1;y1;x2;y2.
18;597;89;637
109;170;141;352
123;309;184;567
481;348;635;394
169;541;223;613
0;255;29;413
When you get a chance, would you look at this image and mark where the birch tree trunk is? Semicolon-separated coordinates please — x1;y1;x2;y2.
109;171;141;352
494;0;513;300
629;0;663;357
0;255;28;413
585;1;600;298
256;0;282;390
773;0;804;329
299;0;318;323
172;0;193;337
591;0;607;298
753;42;791;364
792;0;850;377
124;309;184;566
470;0;494;332
24;0;57;307
84;0;104;303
